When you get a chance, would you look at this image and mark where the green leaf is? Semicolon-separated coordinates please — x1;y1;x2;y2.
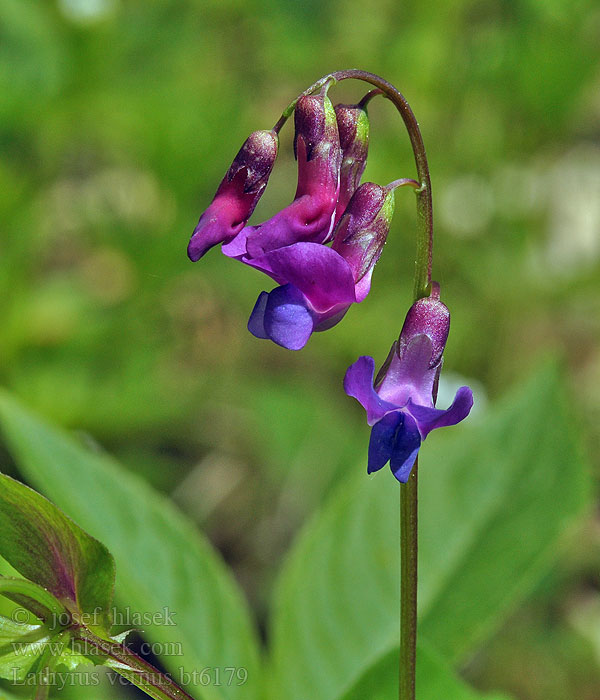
268;364;590;700
0;615;52;681
0;474;115;635
0;390;261;700
338;642;512;700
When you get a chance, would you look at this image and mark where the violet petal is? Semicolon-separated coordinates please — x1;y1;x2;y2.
389;412;422;483
262;284;315;350
247;292;270;339
368;411;401;474
262;242;357;313
377;335;437;407
405;385;474;439
344;356;398;425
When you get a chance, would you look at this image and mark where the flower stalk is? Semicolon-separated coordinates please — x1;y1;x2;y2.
329;71;433;700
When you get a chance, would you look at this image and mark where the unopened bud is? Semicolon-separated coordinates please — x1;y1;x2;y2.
331;182;395;283
187;129;278;261
334;102;370;222
293;86;341;202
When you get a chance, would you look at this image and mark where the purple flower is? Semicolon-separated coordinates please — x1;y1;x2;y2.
187;130;279;261
246;181;397;350
344;286;473;482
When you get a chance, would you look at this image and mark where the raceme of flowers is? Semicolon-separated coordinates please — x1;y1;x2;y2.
187;79;473;482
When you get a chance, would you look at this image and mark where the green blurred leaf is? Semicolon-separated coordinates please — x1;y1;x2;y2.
0;390;261;700
0;683;24;699
338;642;512;700
268;364;590;700
0;474;114;636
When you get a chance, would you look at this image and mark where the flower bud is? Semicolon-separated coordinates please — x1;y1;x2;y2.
293;87;341;204
187;129;278;261
397;283;450;368
334;102;370;222
331;182;395;295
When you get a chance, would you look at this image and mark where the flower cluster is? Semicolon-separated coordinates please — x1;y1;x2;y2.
187;77;473;482
188;83;399;350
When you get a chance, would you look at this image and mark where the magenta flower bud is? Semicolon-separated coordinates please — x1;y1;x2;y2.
187;129;278;261
334;102;370;223
294;90;341;201
331;182;394;296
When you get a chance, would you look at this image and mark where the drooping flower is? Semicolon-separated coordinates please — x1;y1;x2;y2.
187;129;279;261
344;285;473;482
221;83;342;261
246;181;398;350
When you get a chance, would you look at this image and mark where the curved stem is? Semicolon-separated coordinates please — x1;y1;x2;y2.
358;88;383;108
388;178;421;191
329;70;433;300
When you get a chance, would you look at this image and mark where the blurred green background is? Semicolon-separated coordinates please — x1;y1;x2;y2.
1;0;599;698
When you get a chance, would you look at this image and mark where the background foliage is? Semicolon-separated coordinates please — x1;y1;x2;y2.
0;0;599;698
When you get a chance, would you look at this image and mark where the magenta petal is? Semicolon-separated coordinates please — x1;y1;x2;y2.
245;195;335;258
405;385;474;439
313;304;350;332
221;226;252;259
344;356;398;425
354;266;374;304
188;203;243;261
262;242;357;313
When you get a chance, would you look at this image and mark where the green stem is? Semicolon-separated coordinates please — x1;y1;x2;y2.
74;626;195;700
399;466;418;700
330;71;432;700
34;631;70;700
